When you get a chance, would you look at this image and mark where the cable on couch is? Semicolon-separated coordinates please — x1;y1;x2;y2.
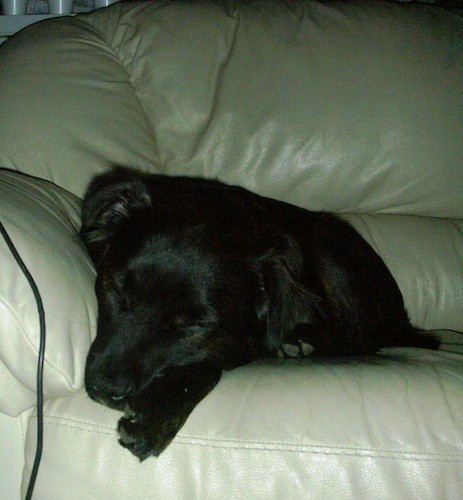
0;220;45;500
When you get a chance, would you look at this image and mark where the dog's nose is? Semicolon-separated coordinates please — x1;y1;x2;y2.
90;377;132;401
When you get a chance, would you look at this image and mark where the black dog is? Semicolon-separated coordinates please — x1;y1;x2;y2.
81;167;437;460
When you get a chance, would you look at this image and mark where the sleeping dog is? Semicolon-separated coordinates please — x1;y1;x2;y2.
81;167;438;460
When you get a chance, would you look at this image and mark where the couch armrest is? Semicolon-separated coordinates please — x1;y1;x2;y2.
0;170;96;416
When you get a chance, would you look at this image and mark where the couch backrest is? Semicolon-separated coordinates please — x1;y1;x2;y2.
0;1;462;218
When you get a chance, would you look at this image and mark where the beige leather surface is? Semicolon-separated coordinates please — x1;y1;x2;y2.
23;352;463;499
0;411;26;500
0;170;96;415
0;13;162;196
0;2;462;217
342;214;463;332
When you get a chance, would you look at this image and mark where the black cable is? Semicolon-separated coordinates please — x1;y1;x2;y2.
0;221;46;500
424;328;463;335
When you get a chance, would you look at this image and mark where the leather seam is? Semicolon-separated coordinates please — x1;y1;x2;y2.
38;417;463;461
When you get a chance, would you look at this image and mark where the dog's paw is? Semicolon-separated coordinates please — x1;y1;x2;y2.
117;406;183;461
118;418;154;461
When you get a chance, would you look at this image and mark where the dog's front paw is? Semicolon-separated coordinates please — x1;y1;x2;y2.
117;406;183;461
117;416;156;461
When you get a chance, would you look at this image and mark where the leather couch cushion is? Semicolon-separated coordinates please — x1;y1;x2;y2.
0;1;462;218
342;214;463;333
23;351;463;498
0;170;96;416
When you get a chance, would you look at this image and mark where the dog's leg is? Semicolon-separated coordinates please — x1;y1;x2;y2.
117;363;222;460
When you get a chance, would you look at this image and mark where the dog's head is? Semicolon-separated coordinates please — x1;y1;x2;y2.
81;169;317;408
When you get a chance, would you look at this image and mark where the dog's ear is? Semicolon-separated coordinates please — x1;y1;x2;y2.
255;238;321;351
80;168;151;265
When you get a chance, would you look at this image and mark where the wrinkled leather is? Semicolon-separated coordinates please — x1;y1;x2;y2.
342;214;463;332
0;170;96;415
0;1;461;498
23;353;463;499
0;2;462;218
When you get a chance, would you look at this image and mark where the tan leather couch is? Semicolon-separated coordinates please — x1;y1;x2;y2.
0;1;462;498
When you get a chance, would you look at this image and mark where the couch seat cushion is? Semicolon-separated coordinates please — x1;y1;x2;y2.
23;350;463;498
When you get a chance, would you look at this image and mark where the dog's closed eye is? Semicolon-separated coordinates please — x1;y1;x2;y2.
97;274;133;314
116;293;132;313
164;320;215;337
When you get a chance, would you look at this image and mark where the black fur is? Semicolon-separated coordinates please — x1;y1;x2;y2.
81;167;438;460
